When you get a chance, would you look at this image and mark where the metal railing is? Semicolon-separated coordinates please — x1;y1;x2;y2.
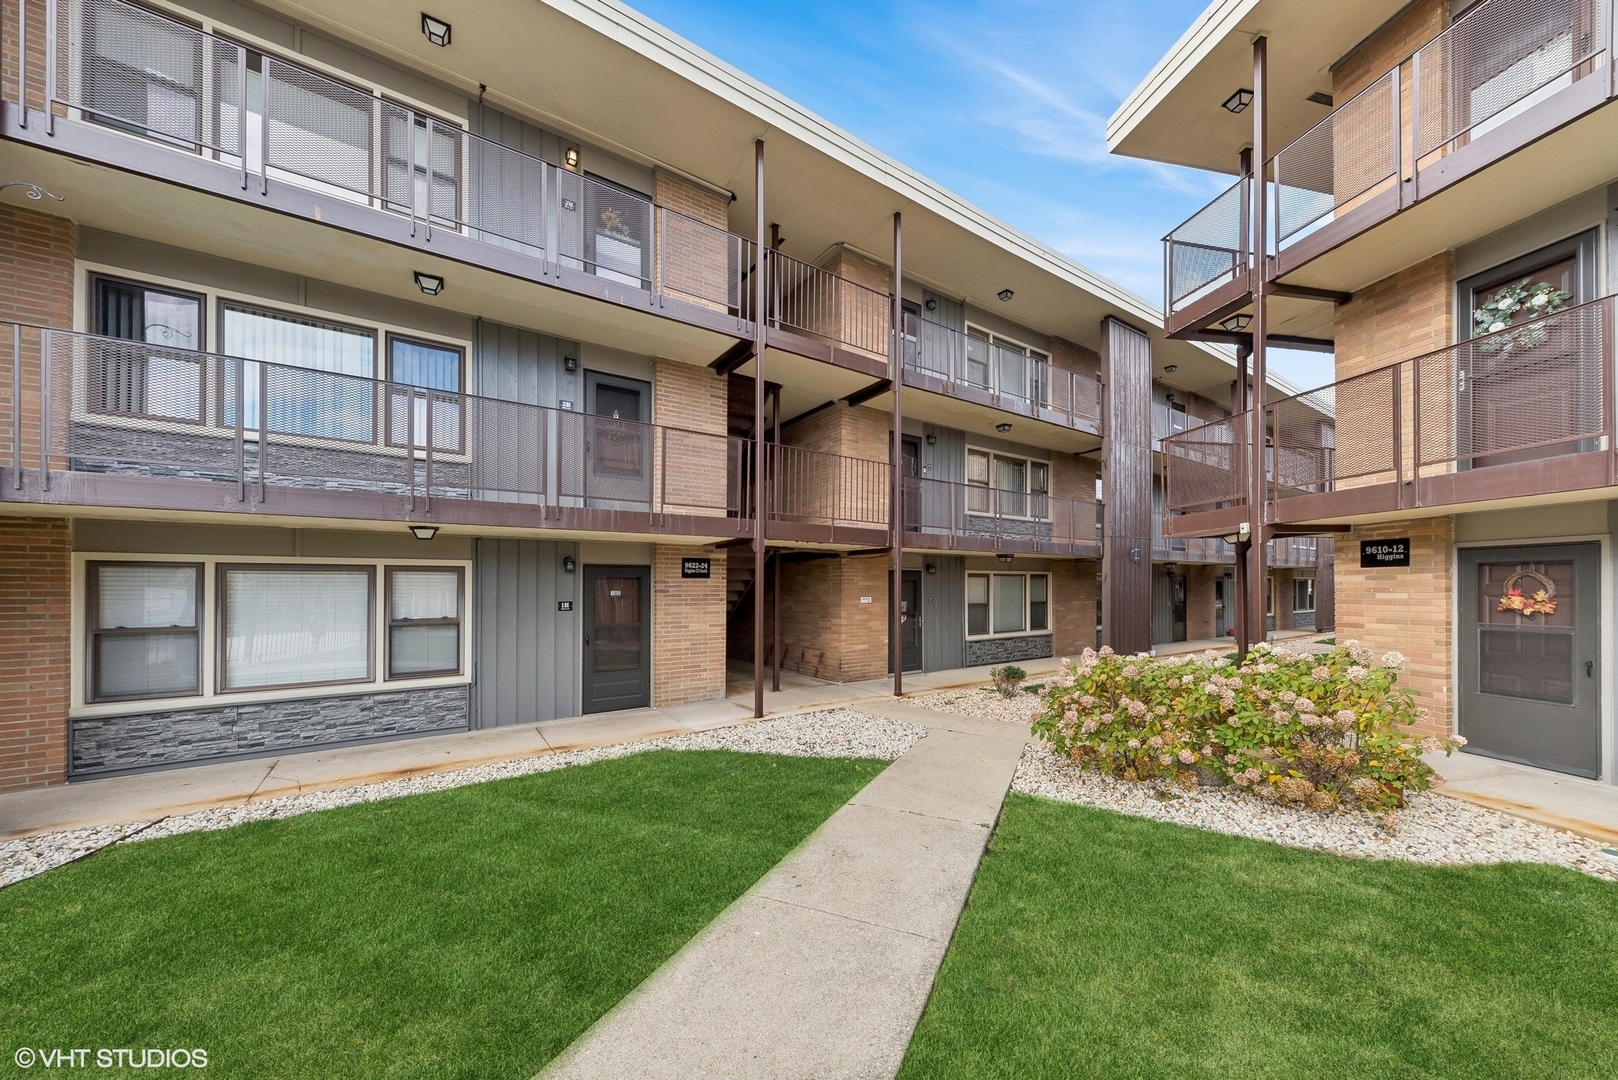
1162;296;1614;517
766;443;889;528
905;475;1101;553
1163;175;1249;317
1163;0;1610;314
1147;536;1319;565
900;319;1102;426
5;322;748;516
8;0;753;315
768;250;891;356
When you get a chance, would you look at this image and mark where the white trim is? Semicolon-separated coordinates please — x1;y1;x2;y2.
1106;0;1259;152
70;552;473;718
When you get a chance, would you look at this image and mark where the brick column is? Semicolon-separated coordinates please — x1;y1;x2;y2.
652;545;727;708
1051;559;1099;657
0;517;70;791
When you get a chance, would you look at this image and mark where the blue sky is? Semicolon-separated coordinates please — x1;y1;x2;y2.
631;0;1335;389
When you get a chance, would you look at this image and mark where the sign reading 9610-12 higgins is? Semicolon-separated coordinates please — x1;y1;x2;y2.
1360;539;1410;567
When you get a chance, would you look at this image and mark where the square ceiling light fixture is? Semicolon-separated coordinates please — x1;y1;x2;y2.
997;289;1014;302
421;13;451;47
1222;88;1254;113
1220;313;1253;333
413;271;445;296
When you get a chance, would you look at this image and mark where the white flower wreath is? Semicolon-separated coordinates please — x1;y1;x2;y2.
1472;277;1571;357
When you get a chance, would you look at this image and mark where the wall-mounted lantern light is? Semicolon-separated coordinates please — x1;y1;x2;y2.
562;555;577;573
563;355;578;372
924;297;938;311
421;13;451;47
564;146;580;170
924;433;937;445
925;562;937;575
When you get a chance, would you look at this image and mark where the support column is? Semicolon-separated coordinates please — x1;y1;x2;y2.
889;211;904;695
752;139;767;718
1099;317;1153;655
1242;35;1271;658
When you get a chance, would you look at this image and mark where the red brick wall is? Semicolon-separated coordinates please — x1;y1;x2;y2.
1051;559;1099;657
775;554;890;682
0;517;70;791
652;544;727;708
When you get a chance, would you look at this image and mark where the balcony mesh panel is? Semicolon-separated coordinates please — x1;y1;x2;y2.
463;131;550;255
1269;384;1343;497
263;57;386;199
1423;298;1606;468
658;209;750;314
425;120;463;227
61;331;235;477
465;395;546;499
76;0;217;151
1274;70;1396;244
1415;0;1601;158
1163;415;1243;513
556;411;653;506
1165;176;1248;311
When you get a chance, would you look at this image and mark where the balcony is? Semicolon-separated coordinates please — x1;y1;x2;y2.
898;319;1102;431
0;322;1105;553
1;0;1103;435
1161;296;1615;533
1164;0;1616;337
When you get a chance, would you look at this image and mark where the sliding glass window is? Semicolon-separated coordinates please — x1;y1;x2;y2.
221;304;375;439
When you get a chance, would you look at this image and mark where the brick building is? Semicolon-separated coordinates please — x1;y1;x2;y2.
0;0;1309;791
1121;0;1618;781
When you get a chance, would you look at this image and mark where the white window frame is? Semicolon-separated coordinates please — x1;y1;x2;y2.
965;571;1052;639
965;446;1051;521
70;552;472;718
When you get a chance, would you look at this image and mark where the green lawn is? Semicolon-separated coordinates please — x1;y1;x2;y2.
1;749;880;1078
901;793;1618;1080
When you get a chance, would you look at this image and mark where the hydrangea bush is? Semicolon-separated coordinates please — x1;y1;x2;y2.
1031;641;1464;811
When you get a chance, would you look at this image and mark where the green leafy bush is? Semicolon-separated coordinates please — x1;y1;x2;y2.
1031;642;1463;811
990;665;1028;698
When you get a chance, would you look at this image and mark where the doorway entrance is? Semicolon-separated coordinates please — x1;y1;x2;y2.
899;569;923;672
1458;544;1599;777
582;565;651;713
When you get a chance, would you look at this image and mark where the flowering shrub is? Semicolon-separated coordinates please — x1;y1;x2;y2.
1031;641;1464;811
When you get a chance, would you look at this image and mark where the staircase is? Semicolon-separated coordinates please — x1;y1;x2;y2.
727;556;757;618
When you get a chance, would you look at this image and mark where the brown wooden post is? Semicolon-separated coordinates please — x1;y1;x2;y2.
1099;317;1154;654
752;139;767;718
890;210;904;695
1244;35;1271;654
771;383;782;693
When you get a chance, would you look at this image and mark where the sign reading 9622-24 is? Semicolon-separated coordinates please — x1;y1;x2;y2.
1360;539;1410;567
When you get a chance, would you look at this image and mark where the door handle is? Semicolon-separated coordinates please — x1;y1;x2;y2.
1586;659;1594;677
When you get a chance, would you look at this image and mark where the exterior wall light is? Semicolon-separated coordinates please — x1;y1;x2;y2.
421;14;451;47
563;355;579;372
564;146;580;170
1163;364;1177;374
924;297;937;311
925;563;937;574
997;553;1014;564
413;271;445;296
996;423;1013;433
409;524;439;540
562;555;577;573
1221;522;1252;545
924;433;937;445
997;289;1014;302
1220;313;1253;333
1222;88;1254;113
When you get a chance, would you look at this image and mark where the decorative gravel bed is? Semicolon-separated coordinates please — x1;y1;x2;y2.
0;709;926;889
1015;744;1618;882
916;685;1617;882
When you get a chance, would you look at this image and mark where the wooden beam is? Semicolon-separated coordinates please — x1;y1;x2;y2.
842;377;891;407
1269;282;1352;304
710;338;754;376
1192;330;1335;354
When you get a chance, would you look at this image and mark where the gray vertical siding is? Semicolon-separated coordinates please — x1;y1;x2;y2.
921;424;966;484
1151;571;1174;646
474;320;580;408
474;538;581;726
920;290;966;333
921;556;966;673
470;102;552;161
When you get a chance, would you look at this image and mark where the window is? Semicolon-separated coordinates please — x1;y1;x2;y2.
220;566;373;690
387;568;463;678
388;336;464;450
966;448;1050;518
1294;577;1316;613
963;324;1051;402
87;562;202;702
91;277;206;421
1169;400;1188;435
222;304;376;438
966;572;1051;638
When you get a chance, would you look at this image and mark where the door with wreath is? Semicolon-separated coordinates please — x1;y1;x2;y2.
1459;247;1590;470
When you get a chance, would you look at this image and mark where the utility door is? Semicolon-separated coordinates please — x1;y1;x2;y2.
582;565;651;713
1459;544;1599;777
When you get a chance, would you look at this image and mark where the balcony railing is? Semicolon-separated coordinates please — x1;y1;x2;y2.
904;475;1101;554
4;322;747;517
1148;536;1319;565
1165;0;1611;316
766;443;890;529
1163;296;1614;520
6;0;756;318
768;251;891;357
900;319;1102;427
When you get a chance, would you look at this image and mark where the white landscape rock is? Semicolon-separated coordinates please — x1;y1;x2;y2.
916;685;1618;883
0;709;926;889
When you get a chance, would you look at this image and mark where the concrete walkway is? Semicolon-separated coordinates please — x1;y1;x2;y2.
543;699;1028;1080
1426;750;1618;845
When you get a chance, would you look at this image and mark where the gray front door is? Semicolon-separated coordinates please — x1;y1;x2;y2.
582;565;651;714
1459;544;1599;777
